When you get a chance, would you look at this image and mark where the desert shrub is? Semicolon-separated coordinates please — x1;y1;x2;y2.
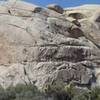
72;90;90;100
43;81;77;100
72;86;100;100
0;84;45;100
0;82;100;100
43;81;100;100
90;87;100;100
0;85;16;100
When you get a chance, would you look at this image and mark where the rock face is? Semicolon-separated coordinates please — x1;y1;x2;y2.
0;1;99;89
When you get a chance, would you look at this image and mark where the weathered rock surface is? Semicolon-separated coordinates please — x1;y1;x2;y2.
47;4;64;14
0;1;99;89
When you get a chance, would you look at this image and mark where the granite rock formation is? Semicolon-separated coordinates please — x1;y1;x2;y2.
0;1;99;89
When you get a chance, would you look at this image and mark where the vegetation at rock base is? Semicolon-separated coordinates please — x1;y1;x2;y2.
43;81;100;100
0;82;100;100
0;84;45;100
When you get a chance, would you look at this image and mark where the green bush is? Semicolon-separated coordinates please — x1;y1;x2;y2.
0;84;45;100
90;87;100;100
43;81;75;100
0;82;100;100
43;81;100;100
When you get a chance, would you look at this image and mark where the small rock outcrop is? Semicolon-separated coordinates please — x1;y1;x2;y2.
47;4;64;14
0;1;99;89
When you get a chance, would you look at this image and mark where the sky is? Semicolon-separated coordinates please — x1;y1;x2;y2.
25;0;100;7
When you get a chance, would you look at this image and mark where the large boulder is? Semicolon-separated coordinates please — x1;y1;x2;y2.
0;1;99;89
47;4;64;14
64;4;100;19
